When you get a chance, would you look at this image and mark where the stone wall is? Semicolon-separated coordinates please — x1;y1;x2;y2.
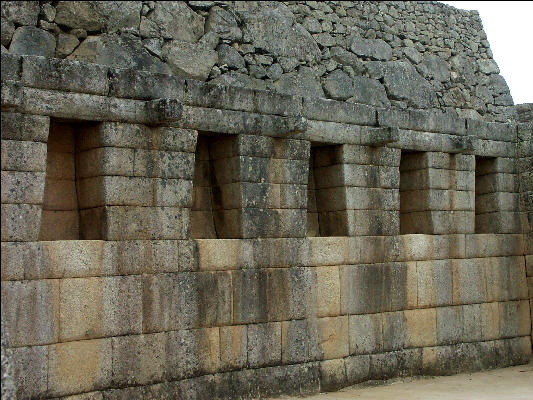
1;50;531;399
1;1;516;122
516;103;533;348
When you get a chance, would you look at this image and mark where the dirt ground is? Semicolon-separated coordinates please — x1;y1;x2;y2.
280;362;533;400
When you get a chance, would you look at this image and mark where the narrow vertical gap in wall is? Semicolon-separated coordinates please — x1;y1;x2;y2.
475;156;497;233
307;144;346;236
191;133;238;239
399;150;426;234
39;119;100;240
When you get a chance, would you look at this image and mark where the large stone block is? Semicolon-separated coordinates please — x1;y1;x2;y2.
476;192;519;214
465;234;524;258
344;354;371;385
1;241;43;280
1;112;49;142
436;306;464;345
196;239;242;271
340;264;388;314
281;319;322;364
39;240;104;279
77;147;135;178
481;302;501;341
346;210;400;236
317;316;349;360
247;322;282;368
100;206;190;240
196;271;232;326
1;52;21;82
22;56;109;95
77;176;154;208
108;68;185;100
9;26;55;57
1;279;59;347
475;212;523;234
184;79;254;113
1;170;45;204
404;308;437;348
1;139;47;172
48;339;113;397
499;300;531;338
453;258;485;305
220;325;247;371
59;276;142;341
267;267;314;321
142;272;199;332
111;333;165;386
314;266;341;317
133;149;195;179
10;345;48;400
319;359;347;393
232;269;268;324
165;328;220;380
463;303;483;342
348;313;383;355
303;97;377;126
433;259;453;306
307;237;350;266
105;239;197;275
382;311;406;352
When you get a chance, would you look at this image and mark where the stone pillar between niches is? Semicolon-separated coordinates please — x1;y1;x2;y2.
475;157;521;233
196;134;310;239
400;152;475;234
75;122;198;240
1;112;50;242
311;144;401;236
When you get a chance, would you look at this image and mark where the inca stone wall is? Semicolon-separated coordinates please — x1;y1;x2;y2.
1;2;532;400
516;103;533;347
1;1;516;123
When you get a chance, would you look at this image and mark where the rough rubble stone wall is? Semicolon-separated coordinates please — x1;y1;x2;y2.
1;1;516;122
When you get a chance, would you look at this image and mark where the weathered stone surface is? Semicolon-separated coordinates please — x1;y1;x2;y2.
349;75;391;107
323;69;353;100
403;47;422;64
217;44;245;69
55;1;142;33
48;339;112;397
417;54;450;82
235;2;321;62
55;33;80;58
206;6;242;42
478;59;500;74
1;1;39;26
8;26;55;57
162;40;218;80
9;345;48;399
274;66;324;98
366;61;438;108
329;46;365;73
140;2;204;42
68;34;171;74
1;17;15;47
350;37;392;61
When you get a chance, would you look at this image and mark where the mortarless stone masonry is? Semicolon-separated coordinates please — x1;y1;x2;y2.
0;1;532;399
